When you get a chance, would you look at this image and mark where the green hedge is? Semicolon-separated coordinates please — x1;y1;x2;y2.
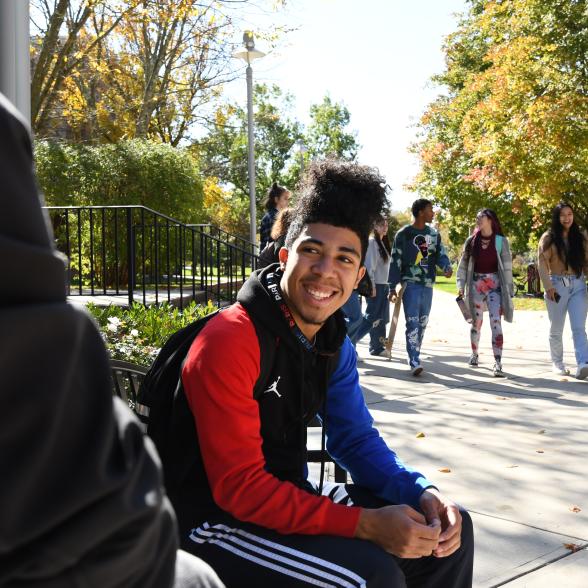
88;301;217;366
35;139;204;223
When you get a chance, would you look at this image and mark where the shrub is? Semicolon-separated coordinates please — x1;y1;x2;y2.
87;300;217;366
35;139;205;223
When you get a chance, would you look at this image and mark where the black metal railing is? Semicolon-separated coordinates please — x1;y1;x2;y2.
44;205;258;308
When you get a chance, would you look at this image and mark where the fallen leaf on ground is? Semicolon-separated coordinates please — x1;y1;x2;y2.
536;449;545;453
438;467;451;473
537;429;546;434
495;396;509;400
506;465;519;468
564;543;581;552
570;505;581;513
516;345;523;349
416;432;425;438
560;378;569;381
481;408;489;411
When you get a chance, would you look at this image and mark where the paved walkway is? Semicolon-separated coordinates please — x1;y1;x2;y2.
354;289;587;587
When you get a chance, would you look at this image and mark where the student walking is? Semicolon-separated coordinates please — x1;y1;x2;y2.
456;209;514;377
349;216;392;356
388;200;453;375
537;202;588;379
259;183;290;249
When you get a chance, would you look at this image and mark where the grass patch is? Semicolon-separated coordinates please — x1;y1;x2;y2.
433;274;545;310
434;274;457;295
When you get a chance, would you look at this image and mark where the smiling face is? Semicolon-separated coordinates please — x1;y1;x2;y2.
559;206;574;232
278;223;365;340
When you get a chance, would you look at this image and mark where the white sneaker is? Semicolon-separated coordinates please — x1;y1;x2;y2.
412;364;423;376
493;361;505;377
575;363;588;380
552;363;570;376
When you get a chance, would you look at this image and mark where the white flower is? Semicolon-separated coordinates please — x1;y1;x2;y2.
130;329;139;337
107;323;118;333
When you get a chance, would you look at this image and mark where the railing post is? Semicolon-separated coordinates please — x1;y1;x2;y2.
126;207;134;306
140;207;146;305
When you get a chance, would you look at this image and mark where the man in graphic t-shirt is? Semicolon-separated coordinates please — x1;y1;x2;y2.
389;199;452;375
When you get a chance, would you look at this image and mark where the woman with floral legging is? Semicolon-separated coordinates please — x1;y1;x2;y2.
456;209;514;377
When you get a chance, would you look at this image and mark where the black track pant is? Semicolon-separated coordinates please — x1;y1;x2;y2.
180;485;474;588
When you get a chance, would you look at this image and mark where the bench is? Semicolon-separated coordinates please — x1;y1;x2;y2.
110;359;347;483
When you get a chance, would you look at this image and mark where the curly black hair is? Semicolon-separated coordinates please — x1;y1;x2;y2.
284;160;387;262
411;198;432;218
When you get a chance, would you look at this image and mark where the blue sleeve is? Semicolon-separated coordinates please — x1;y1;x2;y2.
320;338;435;507
387;232;403;289
435;234;451;272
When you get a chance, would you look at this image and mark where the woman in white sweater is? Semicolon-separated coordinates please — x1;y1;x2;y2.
349;216;391;356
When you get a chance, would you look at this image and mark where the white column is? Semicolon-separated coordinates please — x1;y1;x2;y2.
0;0;31;123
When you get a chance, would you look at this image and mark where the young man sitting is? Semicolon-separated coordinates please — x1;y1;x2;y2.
167;161;474;587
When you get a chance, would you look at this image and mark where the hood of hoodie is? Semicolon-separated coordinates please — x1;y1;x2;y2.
237;263;347;488
237;263;348;358
0;93;67;306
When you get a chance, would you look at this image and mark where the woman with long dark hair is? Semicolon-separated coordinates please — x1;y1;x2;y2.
538;202;588;379
259;182;290;249
349;215;392;356
457;209;514;376
257;207;293;269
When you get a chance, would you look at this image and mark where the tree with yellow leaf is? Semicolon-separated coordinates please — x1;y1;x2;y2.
30;0;286;143
412;0;588;250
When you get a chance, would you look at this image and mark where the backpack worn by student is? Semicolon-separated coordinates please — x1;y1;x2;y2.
136;308;278;495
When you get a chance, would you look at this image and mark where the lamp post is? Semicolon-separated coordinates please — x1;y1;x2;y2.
295;139;308;175
233;31;265;252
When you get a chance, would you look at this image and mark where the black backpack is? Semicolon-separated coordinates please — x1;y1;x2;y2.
136;307;280;491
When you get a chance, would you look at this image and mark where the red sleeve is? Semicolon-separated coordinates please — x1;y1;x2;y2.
181;303;360;537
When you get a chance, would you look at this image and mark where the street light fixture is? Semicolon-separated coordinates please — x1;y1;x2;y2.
294;139;308;174
233;31;265;252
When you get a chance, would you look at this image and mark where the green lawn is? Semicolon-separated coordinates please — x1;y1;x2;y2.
433;274;546;311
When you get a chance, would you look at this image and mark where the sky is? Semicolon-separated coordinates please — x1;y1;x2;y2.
226;0;468;212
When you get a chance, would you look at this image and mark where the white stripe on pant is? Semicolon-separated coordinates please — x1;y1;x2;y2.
190;522;366;588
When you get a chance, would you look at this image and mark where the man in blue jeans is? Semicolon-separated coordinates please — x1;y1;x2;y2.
388;199;452;375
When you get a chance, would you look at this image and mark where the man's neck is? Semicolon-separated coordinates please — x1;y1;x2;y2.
412;219;426;230
278;281;322;343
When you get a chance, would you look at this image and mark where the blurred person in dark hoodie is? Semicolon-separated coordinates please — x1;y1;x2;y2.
0;93;224;588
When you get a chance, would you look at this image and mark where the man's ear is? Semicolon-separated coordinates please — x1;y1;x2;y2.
278;247;289;270
354;265;366;289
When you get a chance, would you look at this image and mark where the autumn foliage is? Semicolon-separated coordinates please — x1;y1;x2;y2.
412;0;588;250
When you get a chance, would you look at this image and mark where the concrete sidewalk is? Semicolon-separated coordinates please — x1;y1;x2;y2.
355;289;587;587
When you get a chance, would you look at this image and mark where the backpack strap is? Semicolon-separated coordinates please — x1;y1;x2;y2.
495;235;503;255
